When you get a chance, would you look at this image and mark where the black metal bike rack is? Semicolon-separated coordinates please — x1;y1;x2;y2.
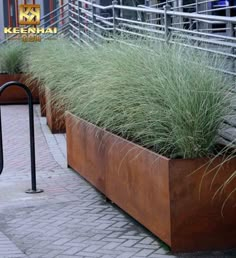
0;81;43;194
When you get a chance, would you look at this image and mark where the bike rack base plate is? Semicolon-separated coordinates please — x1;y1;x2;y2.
25;189;44;194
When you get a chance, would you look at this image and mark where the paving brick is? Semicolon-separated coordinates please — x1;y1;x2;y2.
121;239;140;247
102;242;122;250
116;252;135;258
0;232;27;258
62;246;86;255
135;248;155;257
83;245;102;252
0;105;234;258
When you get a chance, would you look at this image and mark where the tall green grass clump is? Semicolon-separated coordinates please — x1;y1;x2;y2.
27;39;233;159
68;42;232;159
0;42;27;74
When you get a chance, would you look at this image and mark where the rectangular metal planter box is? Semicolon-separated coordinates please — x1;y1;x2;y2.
66;112;236;252
45;88;65;134
0;74;39;104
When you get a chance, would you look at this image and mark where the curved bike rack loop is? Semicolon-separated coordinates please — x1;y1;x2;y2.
0;81;43;194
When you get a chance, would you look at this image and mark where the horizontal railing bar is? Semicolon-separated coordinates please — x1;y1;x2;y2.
70;35;81;46
93;22;113;30
198;27;231;31
70;22;80;31
80;22;94;33
69;15;79;23
40;9;68;27
79;37;92;46
69;9;78;16
146;17;163;22
98;18;113;26
69;28;80;39
45;15;68;28
76;26;94;41
172;0;219;9
170;44;236;76
43;23;69;39
116;28;165;40
116;17;164;29
78;8;93;17
41;3;68;21
117;5;236;23
198;5;236;14
77;0;113;10
169;39;236;59
80;15;93;23
69;2;79;9
169;26;236;42
171;21;191;25
120;23;165;34
170;29;236;49
151;0;175;7
94;14;113;20
92;3;113;10
93;30;109;40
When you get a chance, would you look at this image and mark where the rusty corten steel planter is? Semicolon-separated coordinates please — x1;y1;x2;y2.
0;74;39;104
66;112;236;252
45;88;65;134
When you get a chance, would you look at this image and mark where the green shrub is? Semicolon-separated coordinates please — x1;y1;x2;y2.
0;43;27;74
26;39;234;159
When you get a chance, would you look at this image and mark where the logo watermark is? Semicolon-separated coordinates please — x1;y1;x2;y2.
19;4;40;25
4;4;58;42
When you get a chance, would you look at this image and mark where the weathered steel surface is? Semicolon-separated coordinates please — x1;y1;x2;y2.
66;113;106;194
39;87;46;117
169;157;236;252
66;111;236;252
45;88;65;134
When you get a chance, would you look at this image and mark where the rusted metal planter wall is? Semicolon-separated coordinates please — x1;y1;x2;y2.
66;112;236;252
0;74;39;104
39;87;46;117
45;88;66;134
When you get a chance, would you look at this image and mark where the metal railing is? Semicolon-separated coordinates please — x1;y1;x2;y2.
68;0;236;75
1;1;235;78
68;0;236;146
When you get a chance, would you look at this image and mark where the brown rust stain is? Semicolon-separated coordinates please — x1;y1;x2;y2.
39;87;46;117
45;88;65;134
169;158;236;252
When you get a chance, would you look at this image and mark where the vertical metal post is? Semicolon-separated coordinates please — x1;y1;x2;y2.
226;7;231;37
196;0;199;31
78;0;82;40
164;4;171;42
177;0;183;29
92;0;96;41
229;23;235;73
145;0;150;23
68;0;72;39
120;0;123;19
112;0;118;37
27;87;37;193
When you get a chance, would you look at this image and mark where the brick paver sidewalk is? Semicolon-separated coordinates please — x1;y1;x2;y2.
0;105;235;258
